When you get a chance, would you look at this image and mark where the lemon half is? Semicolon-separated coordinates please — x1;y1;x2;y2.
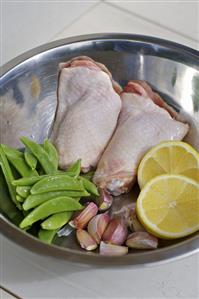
136;174;199;239
138;141;199;189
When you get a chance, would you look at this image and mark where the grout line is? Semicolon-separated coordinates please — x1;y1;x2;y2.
49;1;101;41
105;1;199;43
0;286;22;299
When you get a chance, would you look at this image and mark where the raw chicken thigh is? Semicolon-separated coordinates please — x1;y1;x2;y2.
51;56;122;172
93;81;189;195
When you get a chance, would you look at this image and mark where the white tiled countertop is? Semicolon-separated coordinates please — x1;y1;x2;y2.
1;237;199;299
1;1;199;298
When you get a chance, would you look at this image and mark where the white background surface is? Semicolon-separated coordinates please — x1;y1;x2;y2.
1;1;199;298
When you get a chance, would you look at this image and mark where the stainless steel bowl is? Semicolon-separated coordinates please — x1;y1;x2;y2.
1;33;199;266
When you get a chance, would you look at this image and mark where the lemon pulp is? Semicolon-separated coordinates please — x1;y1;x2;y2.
136;174;199;239
138;141;199;189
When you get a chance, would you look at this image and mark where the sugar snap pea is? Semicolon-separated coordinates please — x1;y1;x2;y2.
16;186;31;198
21;137;57;174
41;211;73;230
30;175;85;194
16;195;24;202
0;170;23;225
5;155;38;177
43;139;58;171
81;170;95;181
80;177;99;196
12;176;41;186
38;228;57;244
24;149;37;170
0;146;21;209
67;159;81;177
2;144;38;177
23;190;88;211
1;144;23;158
20;196;83;228
12;171;76;186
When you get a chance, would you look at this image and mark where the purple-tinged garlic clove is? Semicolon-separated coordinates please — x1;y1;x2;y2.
99;241;128;256
102;218;128;245
128;210;146;232
98;189;113;211
69;202;98;229
126;232;158;249
76;229;98;251
87;212;110;244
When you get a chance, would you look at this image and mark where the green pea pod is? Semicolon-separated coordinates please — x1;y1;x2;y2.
0;170;23;225
81;170;95;181
24;149;37;170
12;171;77;186
20;196;83;228
80;177;99;196
22;226;31;231
0;146;20;209
30;175;85;194
12;176;41;186
67;159;81;177
23;190;87;211
41;211;73;230
1;144;23;158
16;195;24;202
16;186;31;198
38;228;57;244
43;139;58;171
5;155;38;178
2;144;38;177
21;137;57;174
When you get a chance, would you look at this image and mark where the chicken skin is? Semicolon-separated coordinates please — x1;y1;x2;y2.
93;81;189;195
51;56;122;172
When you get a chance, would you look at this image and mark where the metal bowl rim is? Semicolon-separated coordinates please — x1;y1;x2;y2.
1;33;199;267
2;33;199;75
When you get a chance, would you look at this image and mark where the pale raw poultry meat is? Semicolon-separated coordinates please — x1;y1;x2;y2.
50;56;122;172
93;81;189;195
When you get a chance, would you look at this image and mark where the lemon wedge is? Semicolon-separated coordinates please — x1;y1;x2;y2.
138;141;199;189
136;174;199;239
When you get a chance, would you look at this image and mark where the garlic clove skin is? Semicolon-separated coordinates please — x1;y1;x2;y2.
128;210;146;232
126;232;158;249
98;189;113;211
69;202;98;229
102;218;128;245
87;212;110;244
76;229;98;251
99;241;128;256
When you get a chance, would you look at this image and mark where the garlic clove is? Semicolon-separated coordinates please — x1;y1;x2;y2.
128;210;146;232
76;229;98;251
99;241;128;256
102;218;128;245
126;232;158;249
98;189;113;211
87;212;110;244
69;202;98;229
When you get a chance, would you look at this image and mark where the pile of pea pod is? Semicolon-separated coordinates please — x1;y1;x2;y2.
0;137;98;244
